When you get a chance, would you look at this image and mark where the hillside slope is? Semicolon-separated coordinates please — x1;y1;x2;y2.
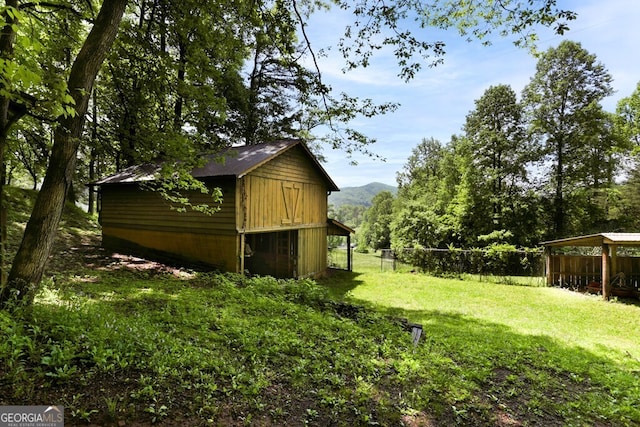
329;182;396;207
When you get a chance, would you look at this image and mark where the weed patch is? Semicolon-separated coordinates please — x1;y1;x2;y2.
2;270;424;425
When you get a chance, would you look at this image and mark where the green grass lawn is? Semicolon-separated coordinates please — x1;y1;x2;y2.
321;250;640;426
2;210;640;427
326;251;640;363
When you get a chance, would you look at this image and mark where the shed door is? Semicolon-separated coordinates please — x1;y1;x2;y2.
275;230;298;278
245;231;298;278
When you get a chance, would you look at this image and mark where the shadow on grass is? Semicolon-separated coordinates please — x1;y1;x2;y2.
21;268;640;426
613;295;640;308
318;268;366;299
315;266;639;424
51;276;640;426
365;305;639;426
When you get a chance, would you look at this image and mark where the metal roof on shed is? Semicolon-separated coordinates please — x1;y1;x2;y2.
92;139;339;191
541;233;640;247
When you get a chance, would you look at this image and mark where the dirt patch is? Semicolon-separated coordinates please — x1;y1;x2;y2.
47;232;195;280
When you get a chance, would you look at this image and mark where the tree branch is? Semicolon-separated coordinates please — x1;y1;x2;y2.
20;1;83;17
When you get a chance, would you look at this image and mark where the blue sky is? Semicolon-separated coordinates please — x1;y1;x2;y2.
305;0;640;188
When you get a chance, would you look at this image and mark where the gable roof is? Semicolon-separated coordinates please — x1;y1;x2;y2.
92;139;339;191
541;233;640;247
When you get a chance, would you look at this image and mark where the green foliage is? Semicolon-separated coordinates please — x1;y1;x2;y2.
393;135;501;249
523;40;615;236
354;246;370;255
94;0;398;173
360;190;394;250
395;246;544;278
2;0;584;307
477;230;514;245
2;234;639;425
0;271;416;424
392;137;446;248
141;165;224;216
616;81;640;148
614;82;640;230
99;0;249;166
324;255;640;425
0;2;91;120
329;184;398;239
327;203;367;229
463;84;537;240
392;41;637;251
336;0;576;81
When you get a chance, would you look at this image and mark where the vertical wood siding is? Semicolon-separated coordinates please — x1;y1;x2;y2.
297;227;328;278
242;146;328;232
548;255;601;287
548;254;640;289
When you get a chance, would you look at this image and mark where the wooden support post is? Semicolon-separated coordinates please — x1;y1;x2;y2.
347;235;352;271
545;247;553;286
602;243;610;300
239;233;246;275
611;245;617;279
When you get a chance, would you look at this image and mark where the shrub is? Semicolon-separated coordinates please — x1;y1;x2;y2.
395;246;544;277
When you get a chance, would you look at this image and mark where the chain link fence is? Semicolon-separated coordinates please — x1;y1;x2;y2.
384;247;545;278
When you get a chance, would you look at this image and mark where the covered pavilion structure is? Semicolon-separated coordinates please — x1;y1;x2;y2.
327;219;355;272
542;233;640;300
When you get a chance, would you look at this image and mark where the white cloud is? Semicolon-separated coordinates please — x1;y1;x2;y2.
309;0;640;188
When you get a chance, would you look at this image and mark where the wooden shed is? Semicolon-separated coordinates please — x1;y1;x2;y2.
542;233;640;299
92;140;349;278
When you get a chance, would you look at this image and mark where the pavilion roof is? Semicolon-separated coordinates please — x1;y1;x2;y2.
541;233;640;247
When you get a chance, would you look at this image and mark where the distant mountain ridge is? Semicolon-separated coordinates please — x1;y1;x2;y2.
329;182;397;207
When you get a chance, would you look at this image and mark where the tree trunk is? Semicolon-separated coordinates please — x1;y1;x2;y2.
88;90;98;214
173;40;186;130
0;158;6;287
554;138;565;236
1;0;127;307
88;148;97;214
0;0;19;287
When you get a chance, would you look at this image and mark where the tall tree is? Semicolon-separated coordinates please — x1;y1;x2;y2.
361;191;394;250
392;137;444;249
392;136;474;249
240;1;318;145
616;81;640;149
3;0;128;306
0;0;101;284
522;40;613;237
396;137;444;191
0;1;24;285
12;118;51;190
611;84;640;231
464;84;530;233
99;0;251;168
438;135;487;246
